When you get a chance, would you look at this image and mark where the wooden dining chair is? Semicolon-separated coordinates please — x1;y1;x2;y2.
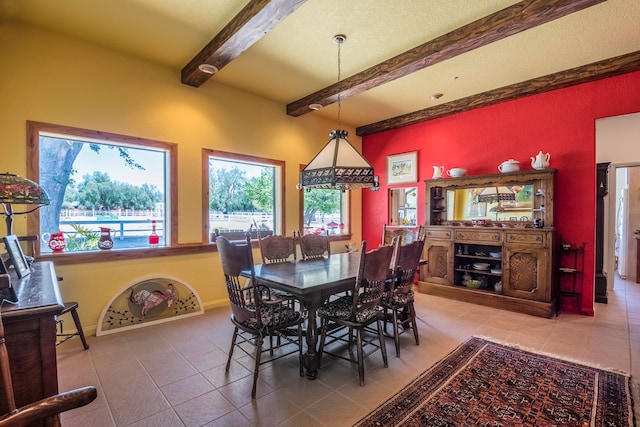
256;231;301;313
216;233;305;398
382;236;425;357
317;241;394;386
295;230;330;260
0;312;97;426
257;232;296;264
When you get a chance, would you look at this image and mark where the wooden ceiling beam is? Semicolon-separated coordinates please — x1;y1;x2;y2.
356;50;640;136
181;0;307;87
286;0;605;117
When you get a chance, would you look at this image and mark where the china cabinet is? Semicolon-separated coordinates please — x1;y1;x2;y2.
418;169;557;318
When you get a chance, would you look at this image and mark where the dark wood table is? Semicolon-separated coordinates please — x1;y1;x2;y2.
247;252;360;379
0;261;64;426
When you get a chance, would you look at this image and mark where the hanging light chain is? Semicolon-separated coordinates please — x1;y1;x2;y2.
334;34;346;132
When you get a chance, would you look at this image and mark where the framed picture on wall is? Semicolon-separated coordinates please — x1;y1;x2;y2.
387;151;418;185
3;235;31;279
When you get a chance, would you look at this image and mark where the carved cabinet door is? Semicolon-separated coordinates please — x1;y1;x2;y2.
503;245;550;301
420;239;453;285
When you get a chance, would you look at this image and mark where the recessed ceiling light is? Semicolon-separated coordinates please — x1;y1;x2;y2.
198;64;218;74
431;93;444;100
309;103;323;110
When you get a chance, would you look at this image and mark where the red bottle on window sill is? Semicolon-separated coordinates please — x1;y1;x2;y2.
149;220;159;248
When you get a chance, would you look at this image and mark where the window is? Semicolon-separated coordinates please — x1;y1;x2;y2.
298;165;350;238
27;121;176;254
204;150;284;242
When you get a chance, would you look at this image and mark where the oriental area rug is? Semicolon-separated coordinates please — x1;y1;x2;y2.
355;337;634;427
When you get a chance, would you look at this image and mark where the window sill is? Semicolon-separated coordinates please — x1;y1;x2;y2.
41;234;353;265
38;243;217;265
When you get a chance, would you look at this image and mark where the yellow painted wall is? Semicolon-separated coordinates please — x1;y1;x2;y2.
0;22;363;334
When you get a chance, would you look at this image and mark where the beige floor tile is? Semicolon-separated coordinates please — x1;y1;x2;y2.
60;405;116;427
109;388;170;425
54;274;640;426
203;410;253;427
305;391;367;427
173;390;236;427
160;373;216;406
277;411;325;427
127;408;185;427
238;391;303;427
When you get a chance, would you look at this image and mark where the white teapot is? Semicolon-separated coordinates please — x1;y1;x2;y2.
531;151;550;170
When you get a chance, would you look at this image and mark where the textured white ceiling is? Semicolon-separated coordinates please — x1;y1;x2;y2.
1;0;638;128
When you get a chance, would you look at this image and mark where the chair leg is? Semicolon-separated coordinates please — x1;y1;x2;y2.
376;319;388;368
348;327;356;360
298;324;304;377
356;328;365;386
69;307;89;350
383;306;390;334
409;302;419;346
251;335;263;398
318;319;328;355
392;308;401;357
225;327;238;372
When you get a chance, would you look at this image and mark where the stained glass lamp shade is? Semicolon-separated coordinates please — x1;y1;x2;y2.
0;173;50;235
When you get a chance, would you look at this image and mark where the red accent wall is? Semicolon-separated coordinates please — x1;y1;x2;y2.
362;70;640;316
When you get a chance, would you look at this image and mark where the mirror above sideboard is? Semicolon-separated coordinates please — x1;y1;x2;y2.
445;184;534;223
426;169;556;229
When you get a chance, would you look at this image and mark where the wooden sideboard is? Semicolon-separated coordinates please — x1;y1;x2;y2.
418;169;557;318
0;262;64;425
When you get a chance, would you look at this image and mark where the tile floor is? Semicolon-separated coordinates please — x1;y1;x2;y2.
57;275;640;426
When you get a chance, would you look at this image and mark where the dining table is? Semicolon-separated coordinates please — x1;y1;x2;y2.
243;251;361;379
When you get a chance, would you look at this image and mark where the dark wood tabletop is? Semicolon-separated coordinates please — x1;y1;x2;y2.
1;261;64;319
251;251;361;296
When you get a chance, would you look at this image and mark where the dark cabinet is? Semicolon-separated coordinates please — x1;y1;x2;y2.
0;262;64;426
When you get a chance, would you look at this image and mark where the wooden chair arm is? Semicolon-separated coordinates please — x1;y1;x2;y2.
0;386;97;427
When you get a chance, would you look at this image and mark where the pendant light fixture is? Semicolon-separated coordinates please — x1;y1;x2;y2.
298;35;379;191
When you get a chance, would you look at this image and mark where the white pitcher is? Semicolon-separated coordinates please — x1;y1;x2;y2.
432;165;444;178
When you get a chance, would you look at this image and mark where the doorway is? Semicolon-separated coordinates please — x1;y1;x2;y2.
596;111;640;297
610;165;640;284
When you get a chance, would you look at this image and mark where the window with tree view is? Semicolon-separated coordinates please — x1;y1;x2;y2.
29;122;173;253
207;151;283;242
301;189;348;236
